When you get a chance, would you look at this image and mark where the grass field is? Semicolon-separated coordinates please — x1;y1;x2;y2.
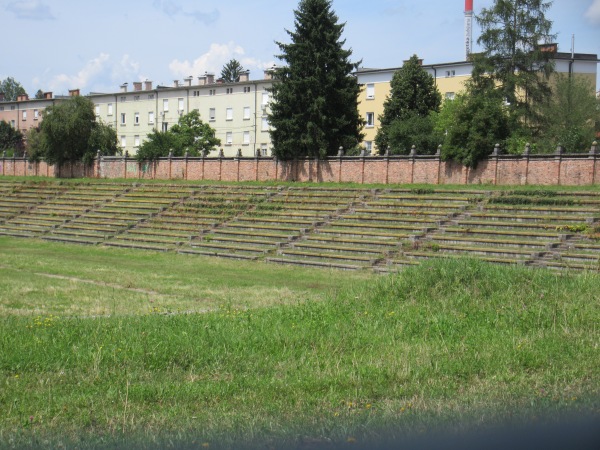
0;236;599;448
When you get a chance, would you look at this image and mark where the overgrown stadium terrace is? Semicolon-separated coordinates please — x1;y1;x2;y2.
0;178;599;272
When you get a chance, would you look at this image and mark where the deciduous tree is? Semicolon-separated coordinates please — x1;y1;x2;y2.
0;77;26;101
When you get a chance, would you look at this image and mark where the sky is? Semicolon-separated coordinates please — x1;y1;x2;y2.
1;0;599;96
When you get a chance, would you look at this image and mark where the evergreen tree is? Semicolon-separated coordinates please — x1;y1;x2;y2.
269;0;364;160
473;0;556;132
220;59;244;83
374;55;442;154
34;89;45;99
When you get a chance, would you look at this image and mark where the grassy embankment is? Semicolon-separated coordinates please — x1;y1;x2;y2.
0;237;598;448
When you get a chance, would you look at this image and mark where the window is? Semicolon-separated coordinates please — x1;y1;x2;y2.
445;70;456;78
34;109;39;120
262;117;269;131
193;90;200;97
178;98;184;112
134;112;140;125
261;92;270;105
94;106;99;116
226;88;233;94
226;108;233;121
445;92;456;100
22;111;27;121
243;107;250;120
244;86;251;93
209;108;216;121
243;131;250;145
364;141;373;153
366;83;375;99
162;122;169;132
120;136;126;147
163;99;169;112
10;120;15;127
0;106;4;111
120;113;126;125
134;135;140;147
226;131;233;145
107;103;113;115
10;105;15;110
148;94;155;100
148;111;155;124
366;112;374;127
134;95;140;101
120;96;126;102
261;143;268;156
209;89;216;96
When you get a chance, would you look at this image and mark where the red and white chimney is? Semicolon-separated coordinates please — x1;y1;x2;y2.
465;0;474;60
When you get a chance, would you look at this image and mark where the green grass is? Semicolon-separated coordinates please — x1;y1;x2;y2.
0;237;598;448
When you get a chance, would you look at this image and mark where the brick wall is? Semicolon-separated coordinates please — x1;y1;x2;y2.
2;152;599;186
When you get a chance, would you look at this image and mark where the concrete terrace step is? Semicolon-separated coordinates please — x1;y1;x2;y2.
421;243;540;259
453;219;580;231
443;227;566;240
290;242;393;256
467;211;596;224
278;249;380;264
430;235;556;249
178;248;259;261
327;221;432;233
305;235;401;249
315;228;412;240
265;256;364;271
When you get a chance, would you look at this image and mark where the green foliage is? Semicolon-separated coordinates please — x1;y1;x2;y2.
0;120;24;156
536;75;600;153
24;126;46;162
473;0;556;132
135;110;220;162
34;89;45;99
88;121;121;164
383;113;440;155
441;90;511;168
375;55;442;154
269;0;364;160
39;96;97;165
220;59;244;83
134;130;176;162
0;77;26;101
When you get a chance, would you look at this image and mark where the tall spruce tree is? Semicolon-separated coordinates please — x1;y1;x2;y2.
473;0;556;133
374;55;441;154
269;0;363;160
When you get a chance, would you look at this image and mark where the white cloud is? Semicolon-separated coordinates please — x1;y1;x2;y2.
6;0;54;20
46;54;111;93
169;43;274;80
585;0;600;25
111;55;141;83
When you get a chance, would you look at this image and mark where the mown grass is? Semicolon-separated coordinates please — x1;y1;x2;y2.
0;238;598;448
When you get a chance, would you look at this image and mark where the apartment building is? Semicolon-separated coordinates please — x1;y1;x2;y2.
90;71;274;157
0;91;61;135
